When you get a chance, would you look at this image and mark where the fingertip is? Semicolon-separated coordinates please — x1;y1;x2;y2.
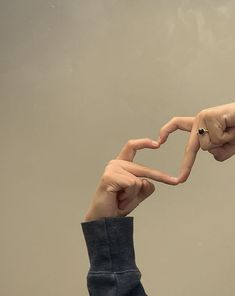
141;179;156;196
159;135;167;145
161;176;180;186
170;177;180;185
157;136;163;144
178;169;190;183
151;140;160;148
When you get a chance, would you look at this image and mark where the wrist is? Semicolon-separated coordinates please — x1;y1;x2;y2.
84;214;104;222
84;193;120;221
84;207;119;222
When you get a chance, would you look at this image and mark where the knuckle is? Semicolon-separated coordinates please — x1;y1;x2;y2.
195;112;200;120
198;109;212;120
222;113;229;123
204;110;213;120
171;116;179;123
127;139;135;147
130;178;141;188
107;159;116;166
166;117;177;126
101;171;112;182
199;109;207;116
128;179;136;187
197;110;206;119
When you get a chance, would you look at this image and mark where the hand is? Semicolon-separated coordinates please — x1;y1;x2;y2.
158;103;235;183
84;138;179;222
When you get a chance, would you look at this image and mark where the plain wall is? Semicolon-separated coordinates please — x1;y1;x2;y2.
0;1;235;295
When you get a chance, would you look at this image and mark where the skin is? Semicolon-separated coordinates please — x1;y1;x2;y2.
85;103;235;221
84;138;178;222
158;102;235;183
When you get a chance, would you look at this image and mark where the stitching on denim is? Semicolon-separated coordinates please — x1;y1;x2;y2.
104;219;118;295
88;269;140;275
103;219;113;271
114;272;118;296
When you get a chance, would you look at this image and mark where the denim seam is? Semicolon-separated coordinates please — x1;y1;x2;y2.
104;219;113;269
88;269;140;275
114;272;119;296
104;219;118;296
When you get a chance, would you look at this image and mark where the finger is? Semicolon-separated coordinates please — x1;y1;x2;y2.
103;171;138;193
118;177;143;210
116;175;138;201
178;118;200;183
206;120;235;145
118;186;136;210
118;159;179;185
137;179;156;202
208;143;235;161
220;127;235;144
118;198;131;211
116;138;160;162
118;179;155;212
116;168;142;201
118;176;142;201
158;117;195;144
197;116;213;151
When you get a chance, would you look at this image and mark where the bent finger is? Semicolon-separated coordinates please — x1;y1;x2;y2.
118;160;179;185
178;118;200;183
137;179;156;202
221;127;235;144
116;138;160;162
118;179;155;211
208;125;235;146
158;117;195;144
197;116;214;151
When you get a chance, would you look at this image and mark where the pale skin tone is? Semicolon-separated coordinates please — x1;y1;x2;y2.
158;102;235;183
84;138;178;222
85;103;235;221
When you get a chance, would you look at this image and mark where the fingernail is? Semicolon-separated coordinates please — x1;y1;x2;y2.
152;141;159;147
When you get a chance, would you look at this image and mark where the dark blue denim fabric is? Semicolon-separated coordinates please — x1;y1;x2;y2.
81;217;147;295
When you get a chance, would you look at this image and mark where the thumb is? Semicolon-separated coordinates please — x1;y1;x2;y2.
208;143;235;161
118;179;156;212
137;179;156;203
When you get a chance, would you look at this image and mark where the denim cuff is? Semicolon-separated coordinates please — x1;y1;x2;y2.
81;216;138;273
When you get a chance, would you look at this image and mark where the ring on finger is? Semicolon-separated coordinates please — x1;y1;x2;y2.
198;128;209;135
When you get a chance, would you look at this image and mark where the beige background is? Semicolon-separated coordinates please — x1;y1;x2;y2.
1;1;235;295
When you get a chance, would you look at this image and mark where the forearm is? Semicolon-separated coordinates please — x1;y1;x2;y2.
81;216;147;296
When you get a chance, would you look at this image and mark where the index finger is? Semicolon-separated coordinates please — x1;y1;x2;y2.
178;119;200;183
115;138;179;185
158;117;195;144
116;138;160;161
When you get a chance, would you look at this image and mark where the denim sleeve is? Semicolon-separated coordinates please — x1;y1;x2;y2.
81;216;147;296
